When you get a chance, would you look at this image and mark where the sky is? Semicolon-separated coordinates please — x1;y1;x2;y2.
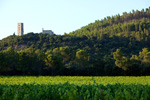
0;0;150;40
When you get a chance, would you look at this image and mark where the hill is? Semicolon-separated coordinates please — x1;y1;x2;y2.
0;7;150;76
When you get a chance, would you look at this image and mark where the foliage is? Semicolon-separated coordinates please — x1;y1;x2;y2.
1;84;150;100
113;49;129;71
1;76;150;100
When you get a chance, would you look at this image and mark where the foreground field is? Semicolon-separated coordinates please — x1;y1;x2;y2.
1;76;150;100
1;84;150;100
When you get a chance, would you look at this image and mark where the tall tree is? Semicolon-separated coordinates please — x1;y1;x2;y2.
44;54;63;76
113;49;129;71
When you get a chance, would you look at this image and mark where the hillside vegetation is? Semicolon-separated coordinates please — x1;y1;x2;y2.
0;7;150;76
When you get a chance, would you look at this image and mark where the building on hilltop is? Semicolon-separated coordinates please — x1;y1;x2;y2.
18;23;24;36
42;28;54;35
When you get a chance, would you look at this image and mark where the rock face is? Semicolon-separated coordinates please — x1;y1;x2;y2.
14;44;27;50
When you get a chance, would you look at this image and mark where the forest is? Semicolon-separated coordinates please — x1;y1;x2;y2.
0;7;150;76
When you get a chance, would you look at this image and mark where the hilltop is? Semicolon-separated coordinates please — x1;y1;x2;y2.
1;7;150;56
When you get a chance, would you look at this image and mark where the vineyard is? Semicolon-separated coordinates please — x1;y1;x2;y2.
0;76;150;99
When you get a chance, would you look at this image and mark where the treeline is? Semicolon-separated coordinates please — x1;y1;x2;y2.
1;32;150;58
113;48;150;75
1;46;150;76
69;7;150;42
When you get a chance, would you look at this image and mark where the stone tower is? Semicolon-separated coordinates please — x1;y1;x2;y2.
18;23;24;36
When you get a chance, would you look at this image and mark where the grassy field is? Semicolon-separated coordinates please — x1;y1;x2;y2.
1;76;150;100
0;76;150;85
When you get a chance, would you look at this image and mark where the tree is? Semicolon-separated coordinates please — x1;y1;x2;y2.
139;48;149;62
113;49;123;60
35;49;46;75
75;49;89;69
52;48;61;57
2;47;18;75
24;47;35;57
59;46;70;63
0;52;8;74
44;54;63;76
113;49;129;71
16;50;30;75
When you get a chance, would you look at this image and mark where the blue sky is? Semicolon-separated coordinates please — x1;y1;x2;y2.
0;0;150;40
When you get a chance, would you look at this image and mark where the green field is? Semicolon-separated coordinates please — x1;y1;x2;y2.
1;76;150;85
1;76;150;100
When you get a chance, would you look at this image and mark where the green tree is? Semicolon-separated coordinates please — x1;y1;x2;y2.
2;47;18;75
0;52;8;74
16;50;30;75
75;49;89;69
113;49;129;71
44;54;63;76
139;48;149;62
35;49;46;75
59;46;70;63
